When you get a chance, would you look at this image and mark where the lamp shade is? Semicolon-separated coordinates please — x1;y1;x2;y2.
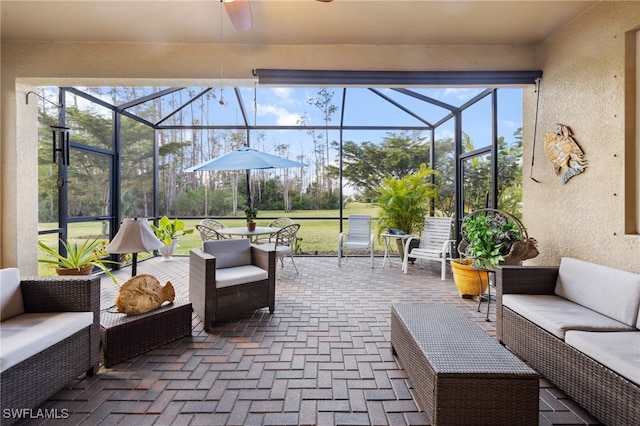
106;218;164;254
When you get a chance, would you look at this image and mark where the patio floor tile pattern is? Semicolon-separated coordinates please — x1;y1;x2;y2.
25;256;602;425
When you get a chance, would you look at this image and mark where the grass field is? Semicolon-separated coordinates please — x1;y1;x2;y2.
38;202;394;275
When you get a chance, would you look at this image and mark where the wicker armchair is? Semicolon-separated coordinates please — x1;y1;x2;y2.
189;239;276;331
0;270;100;422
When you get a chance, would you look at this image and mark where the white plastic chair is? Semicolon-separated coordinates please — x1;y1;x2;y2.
338;215;375;268
402;216;455;280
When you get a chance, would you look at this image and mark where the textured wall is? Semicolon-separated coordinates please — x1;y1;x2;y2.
522;2;640;273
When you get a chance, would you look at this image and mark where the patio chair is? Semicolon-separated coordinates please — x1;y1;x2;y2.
189;238;276;331
402;216;455;280
200;219;225;230
338;214;375;268
258;223;300;273
254;217;294;245
196;222;227;242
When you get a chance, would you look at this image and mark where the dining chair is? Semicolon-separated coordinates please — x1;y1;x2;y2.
338;214;374;268
253;218;294;245
196;221;227;242
200;219;225;230
258;223;300;273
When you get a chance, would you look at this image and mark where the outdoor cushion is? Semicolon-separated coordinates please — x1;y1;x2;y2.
555;257;640;327
565;330;640;386
203;239;252;269
0;268;24;321
215;265;268;288
0;311;93;372
502;294;634;339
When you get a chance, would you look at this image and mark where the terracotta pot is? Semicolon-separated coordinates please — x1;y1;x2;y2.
450;259;489;296
247;221;256;231
56;264;94;276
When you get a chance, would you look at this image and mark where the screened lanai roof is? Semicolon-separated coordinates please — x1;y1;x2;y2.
67;84;526;136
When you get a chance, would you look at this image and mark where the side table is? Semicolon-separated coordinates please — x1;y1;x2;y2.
381;233;412;268
100;298;192;367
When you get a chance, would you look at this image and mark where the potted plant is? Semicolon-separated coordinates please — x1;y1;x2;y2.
38;238;120;285
376;164;437;258
451;208;538;296
150;216;194;260
244;205;258;231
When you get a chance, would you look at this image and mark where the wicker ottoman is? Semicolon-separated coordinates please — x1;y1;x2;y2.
391;304;538;425
100;298;192;367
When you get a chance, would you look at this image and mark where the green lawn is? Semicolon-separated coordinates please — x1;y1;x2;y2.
38;202;396;275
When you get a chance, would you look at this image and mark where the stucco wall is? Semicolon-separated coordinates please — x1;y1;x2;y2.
522;1;640;273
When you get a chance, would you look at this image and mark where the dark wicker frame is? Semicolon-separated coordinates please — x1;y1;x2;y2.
0;275;100;422
391;304;538;425
496;266;640;426
189;246;276;332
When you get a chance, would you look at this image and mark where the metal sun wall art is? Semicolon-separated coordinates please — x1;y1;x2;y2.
543;123;587;184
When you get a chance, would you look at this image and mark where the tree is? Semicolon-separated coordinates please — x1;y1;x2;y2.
306;88;337;193
327;132;431;199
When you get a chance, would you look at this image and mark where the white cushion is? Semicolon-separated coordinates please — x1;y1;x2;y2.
203;239;252;268
0;312;93;372
259;243;291;256
215;265;268;289
502;294;634;339
0;268;24;321
555;257;640;327
565;330;640;386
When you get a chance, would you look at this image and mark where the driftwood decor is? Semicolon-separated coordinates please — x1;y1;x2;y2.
543;123;587;184
114;274;175;316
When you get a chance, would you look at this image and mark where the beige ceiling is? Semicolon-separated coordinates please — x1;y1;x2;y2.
1;0;599;46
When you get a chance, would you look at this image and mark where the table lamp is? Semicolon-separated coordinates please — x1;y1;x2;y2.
105;218;164;276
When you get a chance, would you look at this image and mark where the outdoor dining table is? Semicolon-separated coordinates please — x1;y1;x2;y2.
219;226;279;241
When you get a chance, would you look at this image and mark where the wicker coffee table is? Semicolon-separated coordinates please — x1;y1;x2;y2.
391;304;538;425
100;298;192;367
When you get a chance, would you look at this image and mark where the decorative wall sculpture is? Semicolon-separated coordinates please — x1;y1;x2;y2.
543;123;587;184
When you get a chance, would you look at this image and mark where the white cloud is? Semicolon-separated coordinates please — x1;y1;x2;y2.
443;88;480;102
258;103;303;126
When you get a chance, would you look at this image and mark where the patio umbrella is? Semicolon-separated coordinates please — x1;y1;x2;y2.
185;145;306;206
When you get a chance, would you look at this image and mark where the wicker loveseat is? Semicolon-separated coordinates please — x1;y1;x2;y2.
496;258;640;426
0;268;100;425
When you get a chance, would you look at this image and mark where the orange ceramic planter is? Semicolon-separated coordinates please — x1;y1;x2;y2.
450;259;489;296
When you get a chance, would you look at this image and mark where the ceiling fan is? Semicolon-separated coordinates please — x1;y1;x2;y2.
222;0;333;33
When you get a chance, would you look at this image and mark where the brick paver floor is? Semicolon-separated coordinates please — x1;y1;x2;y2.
26;256;602;425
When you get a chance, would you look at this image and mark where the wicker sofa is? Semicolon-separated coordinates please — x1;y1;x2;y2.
496;258;640;426
0;268;100;425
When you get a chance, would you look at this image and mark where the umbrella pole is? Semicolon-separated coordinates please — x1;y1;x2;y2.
246;169;252;207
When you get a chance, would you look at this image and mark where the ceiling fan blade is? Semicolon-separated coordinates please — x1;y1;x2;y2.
223;0;252;32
